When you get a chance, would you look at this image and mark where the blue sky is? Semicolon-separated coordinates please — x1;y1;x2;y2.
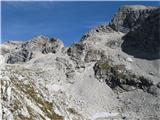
2;1;159;46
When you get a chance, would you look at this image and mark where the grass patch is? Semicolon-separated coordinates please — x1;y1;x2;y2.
98;62;111;70
13;80;63;120
67;108;78;115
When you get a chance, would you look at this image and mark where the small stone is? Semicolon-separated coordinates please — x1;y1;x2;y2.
148;85;160;96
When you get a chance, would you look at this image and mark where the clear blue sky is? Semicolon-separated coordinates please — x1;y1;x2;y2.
2;1;159;46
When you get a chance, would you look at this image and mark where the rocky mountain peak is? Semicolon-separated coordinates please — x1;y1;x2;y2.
121;7;160;59
109;5;158;33
3;36;64;64
121;5;156;10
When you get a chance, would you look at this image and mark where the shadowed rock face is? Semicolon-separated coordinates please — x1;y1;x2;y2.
121;8;160;60
109;5;160;60
7;48;33;64
109;5;157;33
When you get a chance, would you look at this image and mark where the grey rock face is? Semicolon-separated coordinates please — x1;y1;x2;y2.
22;36;49;51
109;5;157;33
6;36;64;64
84;49;104;63
0;41;23;55
119;90;160;120
91;25;115;34
67;43;86;62
148;85;160;96
93;59;154;93
121;8;160;59
157;82;160;88
80;25;114;42
6;36;48;64
42;38;64;54
7;49;33;64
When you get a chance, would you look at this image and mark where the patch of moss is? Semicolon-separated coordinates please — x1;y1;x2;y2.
18;114;32;120
113;64;125;71
13;80;63;120
112;64;127;80
67;108;78;115
98;62;111;70
1;80;4;87
10;98;21;113
24;85;63;120
116;72;127;80
88;49;99;54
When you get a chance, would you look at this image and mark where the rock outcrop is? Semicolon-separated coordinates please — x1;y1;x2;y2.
42;38;64;54
121;8;160;59
5;36;64;64
7;48;33;64
109;5;157;33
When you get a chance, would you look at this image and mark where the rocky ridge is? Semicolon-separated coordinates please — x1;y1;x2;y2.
1;5;160;120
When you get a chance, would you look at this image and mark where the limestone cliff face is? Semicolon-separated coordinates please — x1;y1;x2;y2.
109;5;157;33
121;8;160;59
4;36;64;64
1;5;160;120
